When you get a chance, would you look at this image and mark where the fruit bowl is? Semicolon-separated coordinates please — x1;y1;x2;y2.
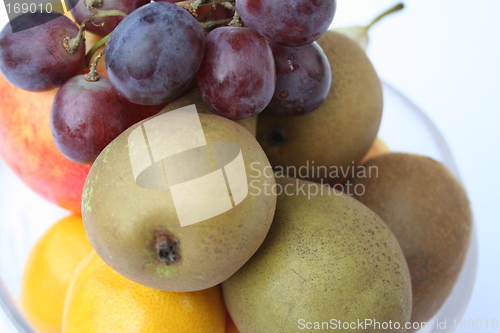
0;81;477;333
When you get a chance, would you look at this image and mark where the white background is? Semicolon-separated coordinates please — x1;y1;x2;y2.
0;0;499;331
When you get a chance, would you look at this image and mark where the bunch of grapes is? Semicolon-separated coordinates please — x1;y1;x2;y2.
0;0;337;164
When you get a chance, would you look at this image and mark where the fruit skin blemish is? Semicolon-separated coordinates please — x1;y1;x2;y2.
154;229;181;266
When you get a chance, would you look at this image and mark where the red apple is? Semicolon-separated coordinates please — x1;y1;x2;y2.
0;74;90;213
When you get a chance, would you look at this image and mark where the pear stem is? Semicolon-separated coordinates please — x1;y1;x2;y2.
365;3;404;31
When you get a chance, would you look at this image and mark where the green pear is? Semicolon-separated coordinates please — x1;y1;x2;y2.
82;108;276;292
222;177;412;333
257;30;383;184
350;153;472;329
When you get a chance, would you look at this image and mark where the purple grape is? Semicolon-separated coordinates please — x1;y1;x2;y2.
50;75;130;164
196;27;276;120
105;2;206;105
0;12;85;92
68;0;150;36
268;42;331;115
236;0;337;46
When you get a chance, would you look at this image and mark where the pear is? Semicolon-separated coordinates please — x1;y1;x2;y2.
222;177;412;333
256;30;383;184
82;108;276;292
334;3;405;50
350;153;472;329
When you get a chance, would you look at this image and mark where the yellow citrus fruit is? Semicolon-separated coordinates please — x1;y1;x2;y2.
360;137;390;164
62;252;227;333
20;215;93;333
225;313;240;333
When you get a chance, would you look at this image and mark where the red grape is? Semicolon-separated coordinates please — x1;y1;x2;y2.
68;0;151;36
0;12;85;91
268;42;331;115
50;75;130;164
236;0;337;46
105;2;206;105
196;27;276;120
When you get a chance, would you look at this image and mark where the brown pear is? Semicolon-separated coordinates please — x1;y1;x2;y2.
256;30;383;184
350;153;472;328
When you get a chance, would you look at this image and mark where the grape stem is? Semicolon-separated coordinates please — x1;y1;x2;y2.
63;9;127;54
176;0;234;12
63;14;92;54
365;3;404;31
84;48;105;82
92;9;128;19
229;9;241;27
200;18;232;31
84;32;111;68
220;2;235;11
84;0;103;10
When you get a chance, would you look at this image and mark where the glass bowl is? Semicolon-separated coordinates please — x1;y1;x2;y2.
0;81;478;332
